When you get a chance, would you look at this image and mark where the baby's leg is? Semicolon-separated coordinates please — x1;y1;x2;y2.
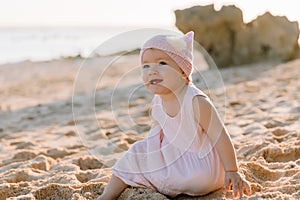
97;174;128;200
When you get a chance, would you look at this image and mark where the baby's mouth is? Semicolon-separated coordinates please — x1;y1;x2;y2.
149;79;163;85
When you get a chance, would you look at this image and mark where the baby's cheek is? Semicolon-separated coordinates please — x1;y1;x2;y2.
141;76;148;84
140;70;146;78
168;70;182;78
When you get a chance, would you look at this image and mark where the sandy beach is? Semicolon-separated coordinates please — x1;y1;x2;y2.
0;54;299;199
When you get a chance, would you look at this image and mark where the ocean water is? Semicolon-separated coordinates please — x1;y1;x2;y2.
0;27;168;65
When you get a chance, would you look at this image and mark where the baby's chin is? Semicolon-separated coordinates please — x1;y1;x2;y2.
144;84;172;95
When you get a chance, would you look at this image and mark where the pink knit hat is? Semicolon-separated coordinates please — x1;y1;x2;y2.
140;31;194;81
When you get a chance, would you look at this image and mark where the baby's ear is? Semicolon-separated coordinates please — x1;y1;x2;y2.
184;31;194;51
185;31;194;40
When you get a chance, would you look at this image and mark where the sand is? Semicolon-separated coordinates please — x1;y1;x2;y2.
0;54;299;200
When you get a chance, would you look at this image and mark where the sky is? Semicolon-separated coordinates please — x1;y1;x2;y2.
1;0;300;27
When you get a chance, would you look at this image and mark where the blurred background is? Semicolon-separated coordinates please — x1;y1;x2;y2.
1;0;300;65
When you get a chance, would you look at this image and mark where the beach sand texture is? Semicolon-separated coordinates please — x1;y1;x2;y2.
0;54;299;199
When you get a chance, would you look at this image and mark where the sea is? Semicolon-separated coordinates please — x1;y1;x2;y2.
0;26;178;65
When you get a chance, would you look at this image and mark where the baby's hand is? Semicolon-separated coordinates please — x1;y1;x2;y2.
225;171;251;198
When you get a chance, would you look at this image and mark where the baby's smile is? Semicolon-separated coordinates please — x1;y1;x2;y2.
149;79;163;85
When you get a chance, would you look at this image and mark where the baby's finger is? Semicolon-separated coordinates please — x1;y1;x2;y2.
232;182;239;197
234;181;244;198
243;181;252;195
224;178;231;190
238;182;243;198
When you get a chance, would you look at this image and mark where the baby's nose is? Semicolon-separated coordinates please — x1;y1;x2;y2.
148;66;158;75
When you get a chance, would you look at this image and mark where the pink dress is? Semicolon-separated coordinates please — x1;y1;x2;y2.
112;83;225;197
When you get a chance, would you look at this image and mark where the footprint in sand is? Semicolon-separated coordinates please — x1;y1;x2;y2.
75;170;98;183
258;144;300;163
9;141;35;149
25;155;56;171
271;128;288;137
270;128;289;143
264;119;288;129
243;162;284;183
1;168;46;183
45;147;76;159
2;150;38;165
242;162;299;190
73;156;106;170
32;182;105;200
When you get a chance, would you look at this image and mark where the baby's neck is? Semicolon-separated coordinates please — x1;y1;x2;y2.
160;84;188;118
160;83;187;103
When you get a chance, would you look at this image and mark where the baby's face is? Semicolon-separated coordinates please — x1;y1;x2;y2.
141;48;187;95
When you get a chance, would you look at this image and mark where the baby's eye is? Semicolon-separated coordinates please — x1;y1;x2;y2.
159;61;167;65
143;64;150;69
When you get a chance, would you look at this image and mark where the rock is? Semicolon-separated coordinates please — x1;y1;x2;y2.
236;12;300;64
175;5;243;67
175;5;300;67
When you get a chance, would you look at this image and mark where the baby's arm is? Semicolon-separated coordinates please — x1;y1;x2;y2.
193;96;251;198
